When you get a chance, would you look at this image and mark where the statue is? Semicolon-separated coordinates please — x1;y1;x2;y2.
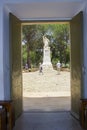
43;36;50;48
42;35;53;70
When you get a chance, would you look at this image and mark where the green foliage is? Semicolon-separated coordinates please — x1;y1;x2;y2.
22;23;70;68
22;44;27;66
50;24;70;65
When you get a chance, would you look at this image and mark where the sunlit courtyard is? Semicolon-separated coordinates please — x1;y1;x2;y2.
23;70;71;112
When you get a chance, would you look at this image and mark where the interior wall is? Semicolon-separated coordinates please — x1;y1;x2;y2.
0;0;87;106
3;5;11;100
0;5;5;100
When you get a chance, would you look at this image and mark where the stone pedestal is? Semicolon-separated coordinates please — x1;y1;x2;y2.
42;47;53;71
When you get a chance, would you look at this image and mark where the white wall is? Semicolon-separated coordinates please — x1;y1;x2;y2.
0;0;87;100
0;4;10;100
0;4;5;100
3;5;10;100
2;0;85;3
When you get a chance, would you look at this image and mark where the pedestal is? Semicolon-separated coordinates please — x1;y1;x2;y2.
42;47;53;71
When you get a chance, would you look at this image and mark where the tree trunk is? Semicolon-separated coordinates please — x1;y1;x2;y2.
27;43;31;68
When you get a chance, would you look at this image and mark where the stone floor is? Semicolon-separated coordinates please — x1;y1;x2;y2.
13;70;83;130
13;112;83;130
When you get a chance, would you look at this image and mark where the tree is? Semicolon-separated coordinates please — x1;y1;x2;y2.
22;23;70;68
22;24;51;68
22;44;27;67
50;24;70;65
22;25;38;68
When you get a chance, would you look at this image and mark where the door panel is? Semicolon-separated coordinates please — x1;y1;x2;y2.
9;13;22;119
70;12;83;118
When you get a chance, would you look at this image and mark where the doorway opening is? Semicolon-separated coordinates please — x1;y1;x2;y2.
10;11;83;122
21;22;71;112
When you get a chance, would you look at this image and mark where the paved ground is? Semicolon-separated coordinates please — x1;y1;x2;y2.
13;112;83;130
23;70;71;112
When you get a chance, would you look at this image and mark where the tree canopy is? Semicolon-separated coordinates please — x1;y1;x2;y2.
22;23;70;69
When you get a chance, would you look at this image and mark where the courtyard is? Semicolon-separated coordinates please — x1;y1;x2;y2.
23;70;71;112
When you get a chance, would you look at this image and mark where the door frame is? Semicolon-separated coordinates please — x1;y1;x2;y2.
10;12;83;119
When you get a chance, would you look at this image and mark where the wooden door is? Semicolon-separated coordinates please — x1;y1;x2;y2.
70;12;83;118
9;13;22;119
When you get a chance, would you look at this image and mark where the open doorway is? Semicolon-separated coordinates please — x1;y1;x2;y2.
21;22;71;112
10;11;83;119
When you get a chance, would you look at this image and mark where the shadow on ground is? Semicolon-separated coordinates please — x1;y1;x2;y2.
13;111;83;130
23;96;71;112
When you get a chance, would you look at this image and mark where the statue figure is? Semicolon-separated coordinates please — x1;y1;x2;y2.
42;35;53;70
43;36;50;48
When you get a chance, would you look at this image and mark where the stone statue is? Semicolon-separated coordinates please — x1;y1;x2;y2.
43;36;50;48
42;35;53;71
